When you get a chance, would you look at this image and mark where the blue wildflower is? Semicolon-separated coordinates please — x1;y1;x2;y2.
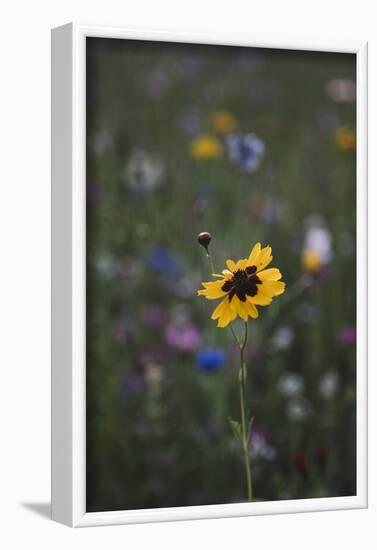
196;348;226;372
226;133;265;172
147;246;181;278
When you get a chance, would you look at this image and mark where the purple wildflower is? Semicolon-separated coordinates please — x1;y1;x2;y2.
337;325;356;347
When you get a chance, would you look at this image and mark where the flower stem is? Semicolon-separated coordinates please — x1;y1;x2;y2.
230;321;252;502
229;322;241;347
206;253;215;275
239;321;252;502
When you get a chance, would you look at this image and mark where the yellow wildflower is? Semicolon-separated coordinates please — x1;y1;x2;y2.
301;249;323;273
334;127;356;151
211;111;238;135
190;135;223;159
197;243;285;328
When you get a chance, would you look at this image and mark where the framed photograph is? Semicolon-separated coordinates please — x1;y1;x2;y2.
51;23;368;527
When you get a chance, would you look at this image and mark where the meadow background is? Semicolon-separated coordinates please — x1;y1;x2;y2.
86;38;356;512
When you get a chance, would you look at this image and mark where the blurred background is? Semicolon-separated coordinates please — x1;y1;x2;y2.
86;38;356;512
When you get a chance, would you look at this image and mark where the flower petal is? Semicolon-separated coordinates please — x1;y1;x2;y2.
248;243;261;266
235;258;248;271
247;290;273;306
257;279;285;296
229;295;259;321
257;268;282;281
226;259;237;272
247;279;280;305
230;295;248;320
222;269;233;278
217;301;237;328
244;300;259;318
267;280;286;296
256;246;273;271
198;280;227;299
211;297;229;319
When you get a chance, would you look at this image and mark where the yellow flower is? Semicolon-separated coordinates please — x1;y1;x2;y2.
301;249;322;273
197;243;285;328
210;111;238;135
334;127;356;151
190;135;223;159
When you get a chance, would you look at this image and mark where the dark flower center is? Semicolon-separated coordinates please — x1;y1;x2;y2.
221;266;261;302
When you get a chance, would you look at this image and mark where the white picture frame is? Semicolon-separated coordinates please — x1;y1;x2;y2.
51;22;368;528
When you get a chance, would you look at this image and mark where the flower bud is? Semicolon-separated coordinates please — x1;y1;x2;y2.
197;232;212;253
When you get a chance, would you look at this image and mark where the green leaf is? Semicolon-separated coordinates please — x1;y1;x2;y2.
228;417;242;443
247;416;255;447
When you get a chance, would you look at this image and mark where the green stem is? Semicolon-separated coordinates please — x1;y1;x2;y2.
240;322;252;501
229;322;241;347
206;253;215;275
230;321;253;502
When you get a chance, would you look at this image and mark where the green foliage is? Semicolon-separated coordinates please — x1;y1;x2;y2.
86;38;356;511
